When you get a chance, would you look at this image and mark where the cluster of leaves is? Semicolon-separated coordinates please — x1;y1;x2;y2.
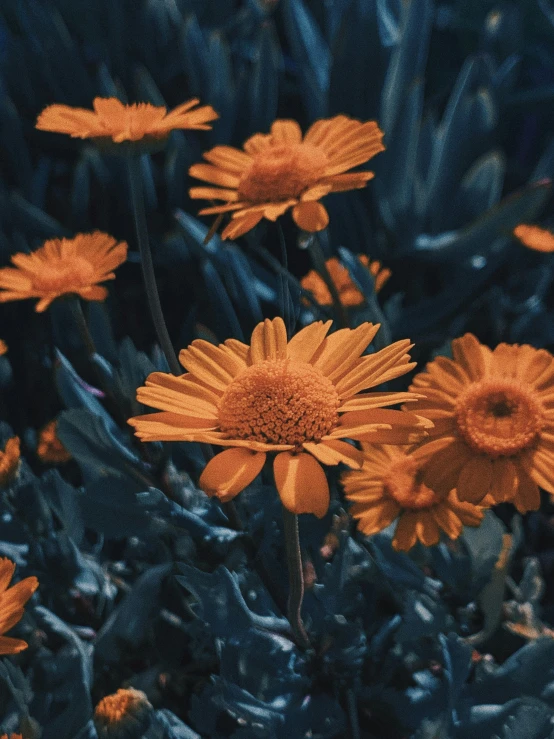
0;0;554;737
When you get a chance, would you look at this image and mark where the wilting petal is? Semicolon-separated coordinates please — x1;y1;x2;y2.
456;456;494;503
292;201;329;232
488;458;518;504
274;452;330;518
393;512;419;551
199;449;266;502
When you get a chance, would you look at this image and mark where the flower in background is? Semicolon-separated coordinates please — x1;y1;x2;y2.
0;437;20;487
0;558;38;654
301;255;391;307
36;97;218;143
342;444;484;550
36;420;71;464
129;317;430;517
0;340;7;355
513;224;554;252
94;688;153;738
409;334;554;512
189;115;385;239
0;734;23;739
0;231;127;312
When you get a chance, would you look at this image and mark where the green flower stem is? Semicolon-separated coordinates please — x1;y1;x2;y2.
127;155;181;376
282;507;311;650
68;297;97;360
306;235;349;329
346;688;361;739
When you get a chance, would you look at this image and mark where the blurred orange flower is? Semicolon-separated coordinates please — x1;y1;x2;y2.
0;558;38;654
0;340;7;356
189;116;385;239
129;318;430;517
37;420;71;464
36;97;218;143
0;437;20;487
409;334;554;512
94;688;152;733
0;734;23;739
301;255;391;307
513;224;554;253
342;444;484;551
0;231;127;312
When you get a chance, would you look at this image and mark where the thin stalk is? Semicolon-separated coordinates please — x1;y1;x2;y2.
282;508;311;649
68;297;96;360
276;223;293;335
242;241;333;320
306;235;349;329
127;155;181;376
346;688;361;739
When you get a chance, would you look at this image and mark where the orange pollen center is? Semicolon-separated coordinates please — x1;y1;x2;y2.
32;258;94;293
218;359;340;445
383;457;441;509
455;379;544;458
94;689;148;725
237;143;328;203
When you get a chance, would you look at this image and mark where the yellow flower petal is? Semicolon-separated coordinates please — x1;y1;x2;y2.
274;452;330;517
199;449;266;502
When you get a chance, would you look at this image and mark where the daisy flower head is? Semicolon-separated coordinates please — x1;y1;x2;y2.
0;558;38;654
301;255;391;307
129;318;431;518
409;334;554;512
37;420;71;464
0;340;7;356
36;97;218;150
513;224;554;253
189;115;385;240
0;437;20;487
94;688;152;738
0;231;127;313
342;444;484;551
0;734;23;739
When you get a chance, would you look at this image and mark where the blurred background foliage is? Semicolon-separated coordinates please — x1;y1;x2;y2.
1;0;554;737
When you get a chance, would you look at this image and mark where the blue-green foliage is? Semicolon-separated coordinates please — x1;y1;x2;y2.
1;0;554;737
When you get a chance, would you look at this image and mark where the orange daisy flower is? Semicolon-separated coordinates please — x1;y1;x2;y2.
0;437;20;487
409;334;554;512
36;420;71;464
0;231;127;313
188;116;385;239
36;97;218;143
129;318;431;517
342;444;484;551
0;558;38;654
0;735;23;739
0;340;7;356
94;688;152;734
301;255;391;307
513;224;554;253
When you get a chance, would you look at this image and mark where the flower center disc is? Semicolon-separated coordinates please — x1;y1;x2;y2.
237;143;328;203
33;258;94;292
218;359;340;445
455;379;544;457
383;457;441;509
